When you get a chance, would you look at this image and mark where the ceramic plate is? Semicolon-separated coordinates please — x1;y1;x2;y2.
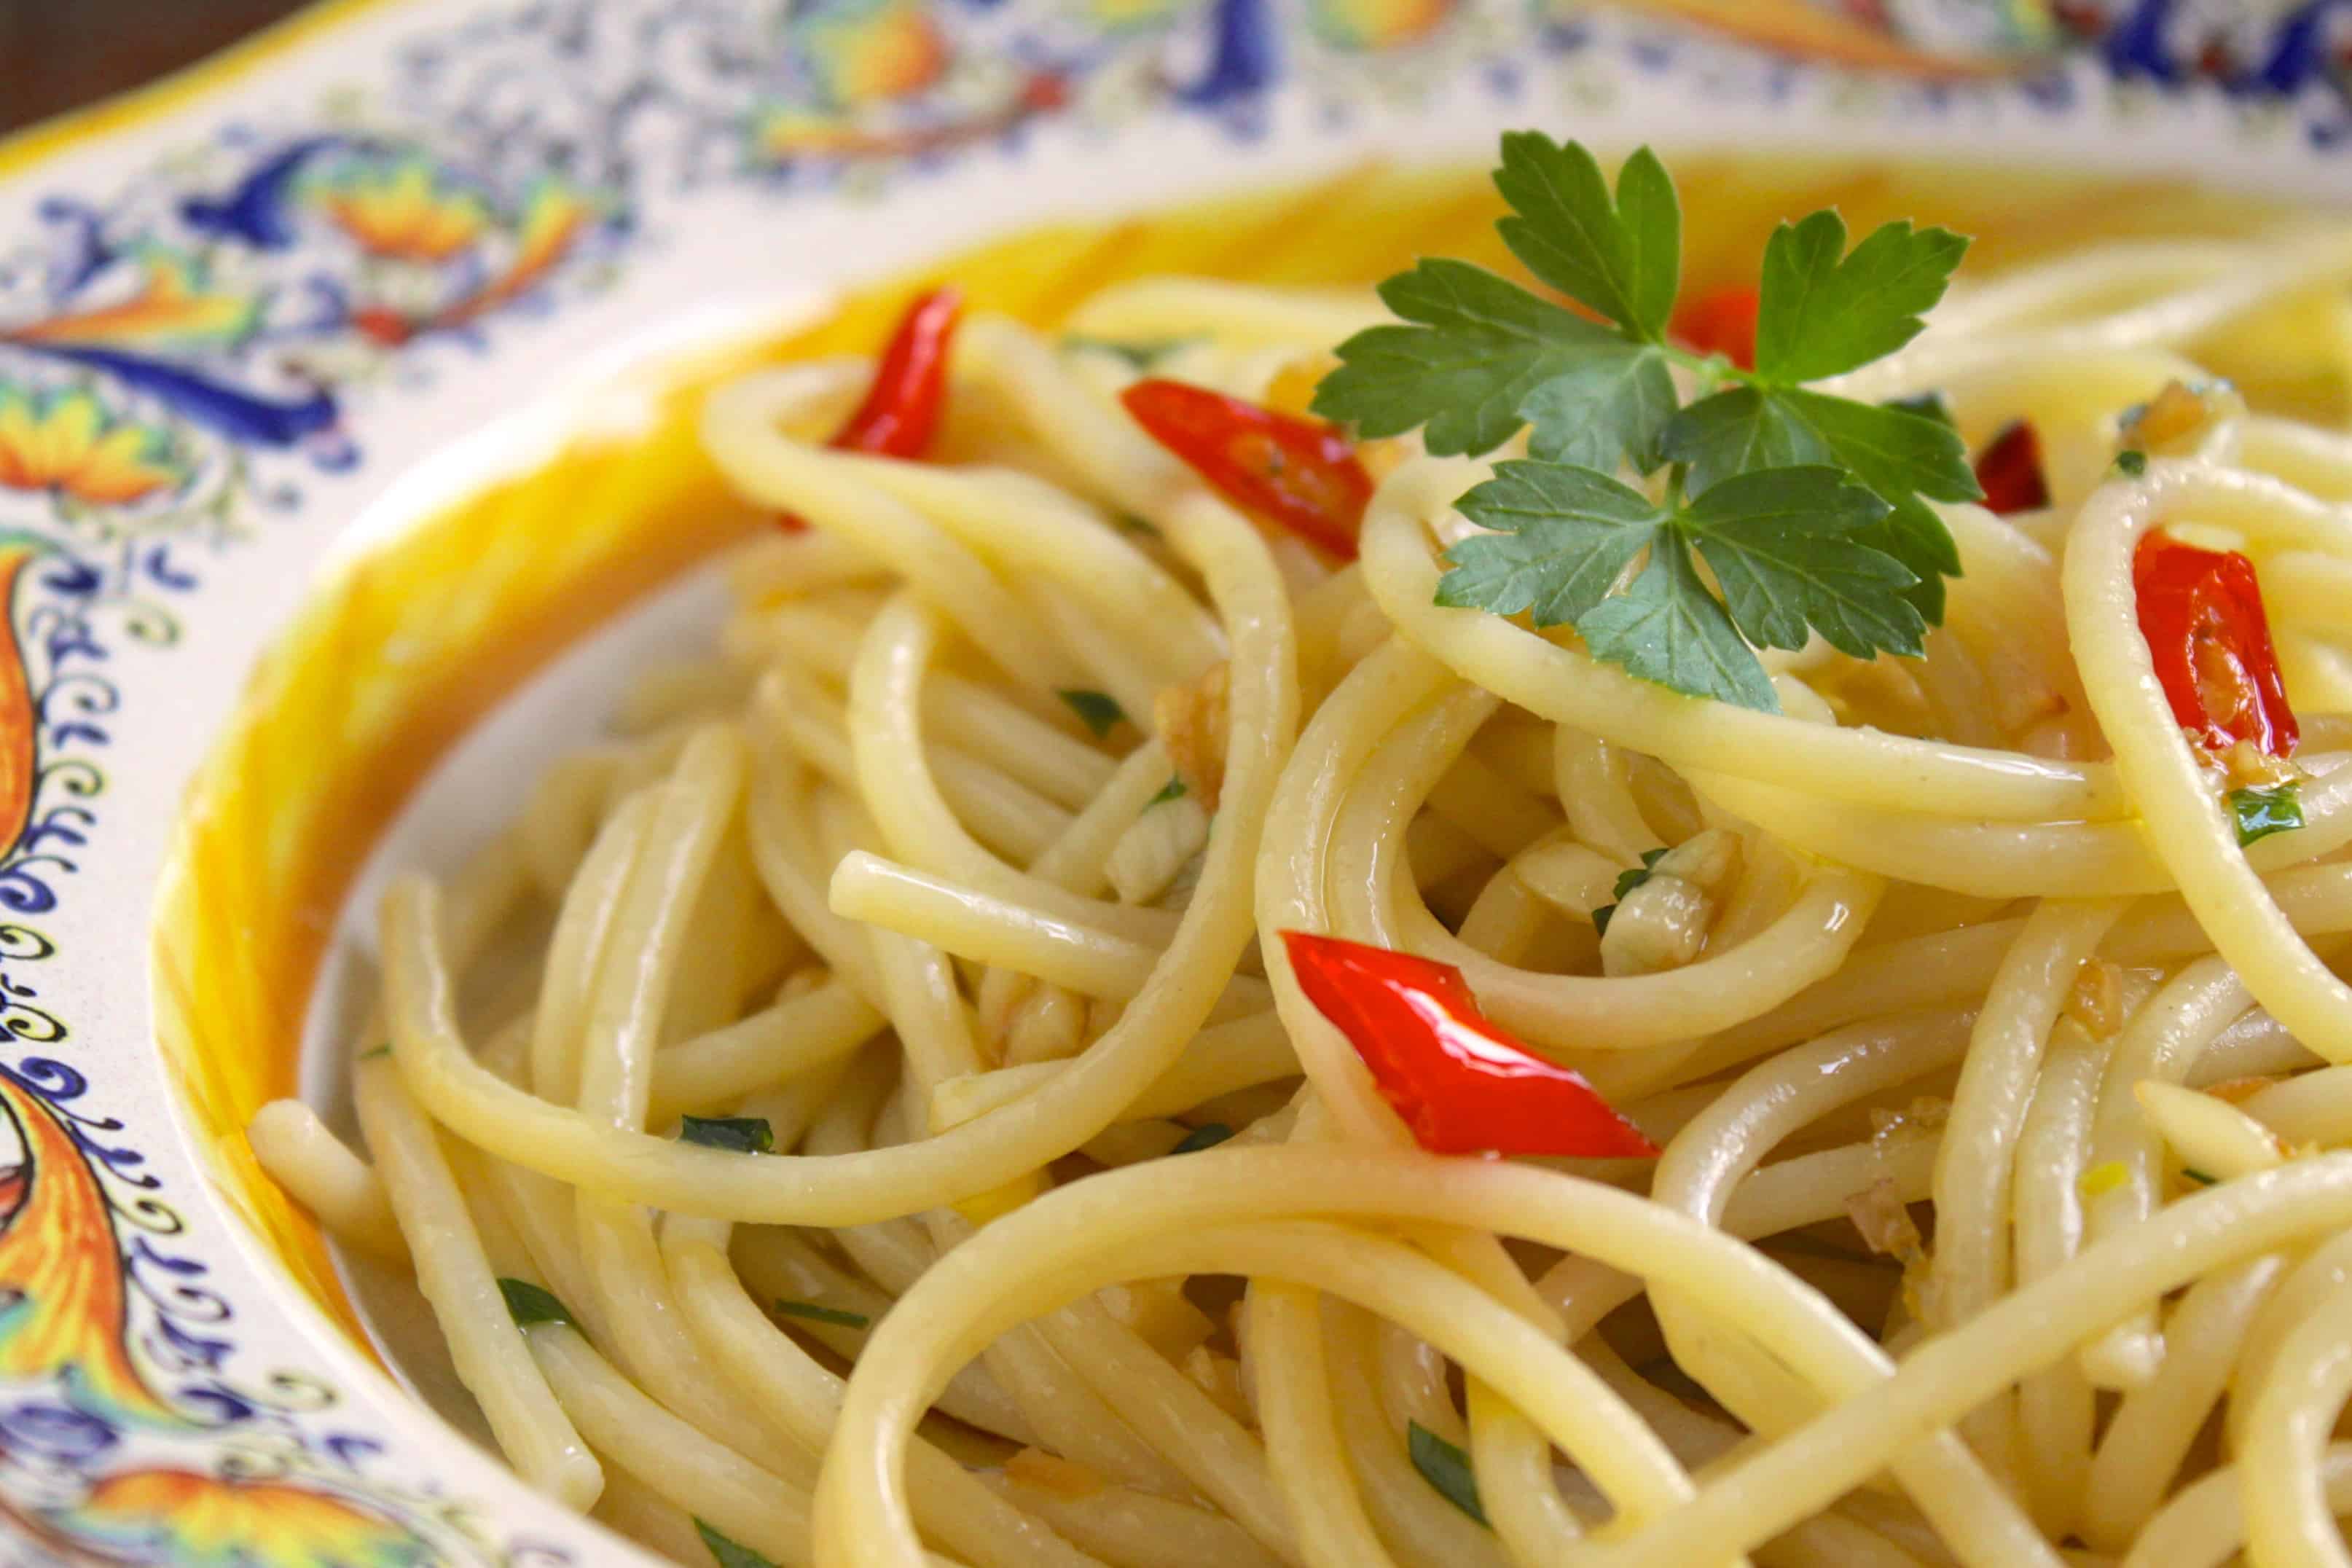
0;1;2346;1562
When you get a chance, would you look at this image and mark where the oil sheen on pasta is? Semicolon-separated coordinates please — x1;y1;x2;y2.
250;162;2352;1568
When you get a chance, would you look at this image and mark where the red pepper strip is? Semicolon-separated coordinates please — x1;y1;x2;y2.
1972;419;2050;516
1119;378;1372;560
834;286;963;455
2133;530;2300;757
780;286;963;531
1670;286;1760;372
1279;930;1660;1159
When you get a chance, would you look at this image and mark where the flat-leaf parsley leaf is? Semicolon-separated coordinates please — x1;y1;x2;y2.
1492;136;1680;342
1443;463;1666;627
1314;259;1624;460
1751;211;1968;384
1322;132;1983;706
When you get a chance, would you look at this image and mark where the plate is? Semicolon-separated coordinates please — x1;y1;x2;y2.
0;1;2345;1562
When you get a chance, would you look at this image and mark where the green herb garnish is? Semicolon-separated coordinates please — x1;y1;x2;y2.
358;1043;391;1062
498;1279;577;1332
694;1518;781;1568
1062;334;1198;371
2181;1167;2219;1186
1170;1122;1235;1154
1591;903;1616;936
2114;449;2149;477
678;1115;776;1154
1316;133;1982;710
1059;689;1128;739
1407;1422;1489;1526
773;1299;871;1330
1148;776;1189;807
2230;782;2303;847
1116;511;1163;538
1613;846;1670;902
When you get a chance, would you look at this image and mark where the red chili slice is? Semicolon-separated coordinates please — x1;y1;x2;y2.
1972;420;2050;516
780;286;963;532
2133;530;2299;758
1119;378;1372;560
1670;286;1760;372
1279;930;1659;1159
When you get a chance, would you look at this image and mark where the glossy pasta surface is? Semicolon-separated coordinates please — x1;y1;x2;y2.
243;162;2352;1568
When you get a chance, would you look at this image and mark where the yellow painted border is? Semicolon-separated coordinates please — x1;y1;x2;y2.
0;0;407;183
148;158;2309;1349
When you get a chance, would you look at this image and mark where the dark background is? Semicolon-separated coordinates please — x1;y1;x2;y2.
1;0;312;135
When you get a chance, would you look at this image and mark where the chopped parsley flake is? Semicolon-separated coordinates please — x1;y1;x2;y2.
1059;689;1128;739
694;1518;781;1568
1408;1422;1489;1527
498;1279;577;1332
2230;782;2303;847
1170;1122;1235;1154
678;1115;776;1154
773;1300;871;1330
1062;334;1199;371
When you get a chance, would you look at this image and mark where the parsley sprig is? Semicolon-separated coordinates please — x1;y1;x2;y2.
1315;133;1984;710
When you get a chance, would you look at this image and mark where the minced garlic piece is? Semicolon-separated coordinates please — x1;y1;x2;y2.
2120;377;2245;460
2064;958;2126;1039
1596;828;1741;979
1155;661;1231;812
1599;874;1712;977
2201;1073;2283;1105
1845;1175;1924;1263
1003;981;1087;1066
2219;737;2300;791
1651;827;1741;892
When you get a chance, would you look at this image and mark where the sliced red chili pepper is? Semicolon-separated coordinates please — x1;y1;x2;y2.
780;286;963;532
834;286;963;456
1670;286;1760;372
1120;378;1371;560
2133;530;2299;758
1279;930;1659;1159
1972;420;2050;516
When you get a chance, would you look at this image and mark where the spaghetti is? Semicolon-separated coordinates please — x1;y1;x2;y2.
255;165;2352;1568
